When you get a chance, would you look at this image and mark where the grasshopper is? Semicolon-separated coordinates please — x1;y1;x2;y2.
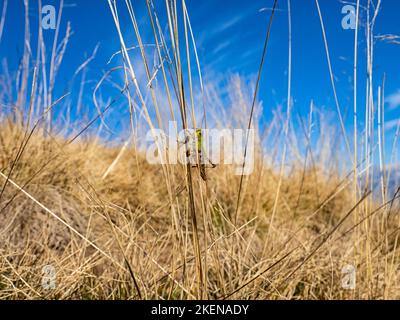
194;128;216;181
181;128;216;181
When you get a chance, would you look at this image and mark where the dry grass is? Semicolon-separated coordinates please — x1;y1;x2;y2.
0;0;399;300
0;120;399;299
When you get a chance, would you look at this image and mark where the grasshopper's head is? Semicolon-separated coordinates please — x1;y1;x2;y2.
195;128;203;150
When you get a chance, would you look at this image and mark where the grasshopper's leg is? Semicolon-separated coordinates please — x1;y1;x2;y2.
199;163;207;181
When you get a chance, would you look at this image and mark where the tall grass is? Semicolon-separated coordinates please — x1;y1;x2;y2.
0;0;399;300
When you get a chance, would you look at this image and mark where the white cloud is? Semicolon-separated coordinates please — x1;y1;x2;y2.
214;15;244;34
385;119;400;131
387;90;400;109
212;40;232;55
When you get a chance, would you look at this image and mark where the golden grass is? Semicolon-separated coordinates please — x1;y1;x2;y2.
0;0;399;300
0;120;399;300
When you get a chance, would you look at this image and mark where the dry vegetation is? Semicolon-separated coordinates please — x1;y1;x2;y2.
0;0;399;300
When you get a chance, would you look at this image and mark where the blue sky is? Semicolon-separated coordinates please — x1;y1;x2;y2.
0;0;400;144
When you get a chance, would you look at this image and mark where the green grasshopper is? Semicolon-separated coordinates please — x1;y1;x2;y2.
183;128;216;181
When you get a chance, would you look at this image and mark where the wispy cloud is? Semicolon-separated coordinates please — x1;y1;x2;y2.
258;7;285;13
212;39;232;55
210;5;259;37
387;90;400;109
385;118;400;131
213;14;245;34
